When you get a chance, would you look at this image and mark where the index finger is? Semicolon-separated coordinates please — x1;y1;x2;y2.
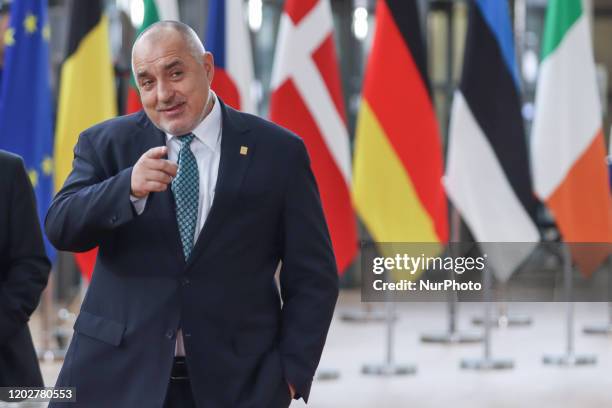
145;146;168;159
153;159;178;177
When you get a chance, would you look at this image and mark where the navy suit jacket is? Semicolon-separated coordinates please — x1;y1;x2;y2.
45;100;339;407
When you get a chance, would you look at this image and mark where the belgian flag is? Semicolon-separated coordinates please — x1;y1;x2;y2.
352;1;448;250
53;0;117;280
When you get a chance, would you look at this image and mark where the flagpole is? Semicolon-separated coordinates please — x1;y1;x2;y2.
362;269;416;376
583;156;612;335
37;266;68;362
583;256;612;334
37;266;55;361
340;240;392;323
421;208;481;344
543;244;596;366
421;1;479;344
460;264;513;370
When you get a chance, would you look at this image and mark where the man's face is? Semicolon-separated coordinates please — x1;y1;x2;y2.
132;30;214;136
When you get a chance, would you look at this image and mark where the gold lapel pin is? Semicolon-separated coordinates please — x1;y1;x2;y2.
240;146;248;155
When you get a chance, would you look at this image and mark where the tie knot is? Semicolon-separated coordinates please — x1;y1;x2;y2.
177;133;195;147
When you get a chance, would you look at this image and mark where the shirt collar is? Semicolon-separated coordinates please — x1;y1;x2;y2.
165;91;222;152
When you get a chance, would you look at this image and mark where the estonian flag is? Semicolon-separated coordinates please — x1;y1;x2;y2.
444;0;540;281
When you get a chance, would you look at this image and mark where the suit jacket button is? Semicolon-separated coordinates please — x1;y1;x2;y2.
110;215;118;224
181;277;190;286
165;330;175;339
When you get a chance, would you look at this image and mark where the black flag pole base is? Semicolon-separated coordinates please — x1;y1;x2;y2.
420;331;483;344
362;363;416;376
583;324;612;335
315;368;341;381
542;354;597;366
471;313;532;328
460;357;514;370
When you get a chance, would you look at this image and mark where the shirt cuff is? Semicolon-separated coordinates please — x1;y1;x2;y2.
130;194;148;215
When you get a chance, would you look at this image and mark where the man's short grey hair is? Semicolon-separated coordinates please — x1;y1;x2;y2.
131;20;206;75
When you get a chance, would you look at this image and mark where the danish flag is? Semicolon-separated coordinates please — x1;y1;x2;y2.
270;0;357;274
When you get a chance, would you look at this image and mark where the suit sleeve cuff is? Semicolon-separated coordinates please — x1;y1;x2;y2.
281;357;314;403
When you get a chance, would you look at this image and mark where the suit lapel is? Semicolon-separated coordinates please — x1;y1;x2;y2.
187;100;254;267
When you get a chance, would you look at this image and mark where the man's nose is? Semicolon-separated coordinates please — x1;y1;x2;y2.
157;80;175;104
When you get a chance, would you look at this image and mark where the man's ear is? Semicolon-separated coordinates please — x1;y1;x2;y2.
203;52;214;83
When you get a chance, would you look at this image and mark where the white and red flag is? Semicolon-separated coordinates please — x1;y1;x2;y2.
269;0;357;274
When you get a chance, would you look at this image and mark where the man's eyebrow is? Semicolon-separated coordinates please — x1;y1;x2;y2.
163;60;183;71
135;70;150;80
134;59;184;79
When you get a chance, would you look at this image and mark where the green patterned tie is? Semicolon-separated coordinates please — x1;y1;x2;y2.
171;133;199;260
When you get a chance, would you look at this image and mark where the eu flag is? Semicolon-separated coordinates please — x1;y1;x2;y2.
0;0;55;261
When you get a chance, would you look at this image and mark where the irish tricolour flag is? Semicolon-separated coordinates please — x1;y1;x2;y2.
531;0;612;276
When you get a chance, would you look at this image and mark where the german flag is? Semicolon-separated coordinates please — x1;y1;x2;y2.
352;0;448;251
53;0;117;280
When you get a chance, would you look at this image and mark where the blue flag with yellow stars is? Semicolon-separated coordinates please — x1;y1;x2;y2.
0;0;55;261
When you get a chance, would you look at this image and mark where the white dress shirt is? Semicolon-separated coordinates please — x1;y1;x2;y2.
131;92;222;356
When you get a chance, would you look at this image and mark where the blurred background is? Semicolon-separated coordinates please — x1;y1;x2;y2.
1;0;612;406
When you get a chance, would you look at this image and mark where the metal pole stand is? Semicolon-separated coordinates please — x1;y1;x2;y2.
362;301;416;376
543;245;596;366
37;269;70;362
471;283;532;327
315;368;340;381
583;257;612;335
421;269;482;344
460;265;513;370
582;304;612;335
422;203;481;343
340;303;395;323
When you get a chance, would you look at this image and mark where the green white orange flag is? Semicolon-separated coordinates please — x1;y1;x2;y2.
126;0;179;114
531;0;612;276
352;0;448;253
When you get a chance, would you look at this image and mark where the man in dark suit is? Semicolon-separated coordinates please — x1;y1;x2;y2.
46;21;338;408
0;150;50;388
